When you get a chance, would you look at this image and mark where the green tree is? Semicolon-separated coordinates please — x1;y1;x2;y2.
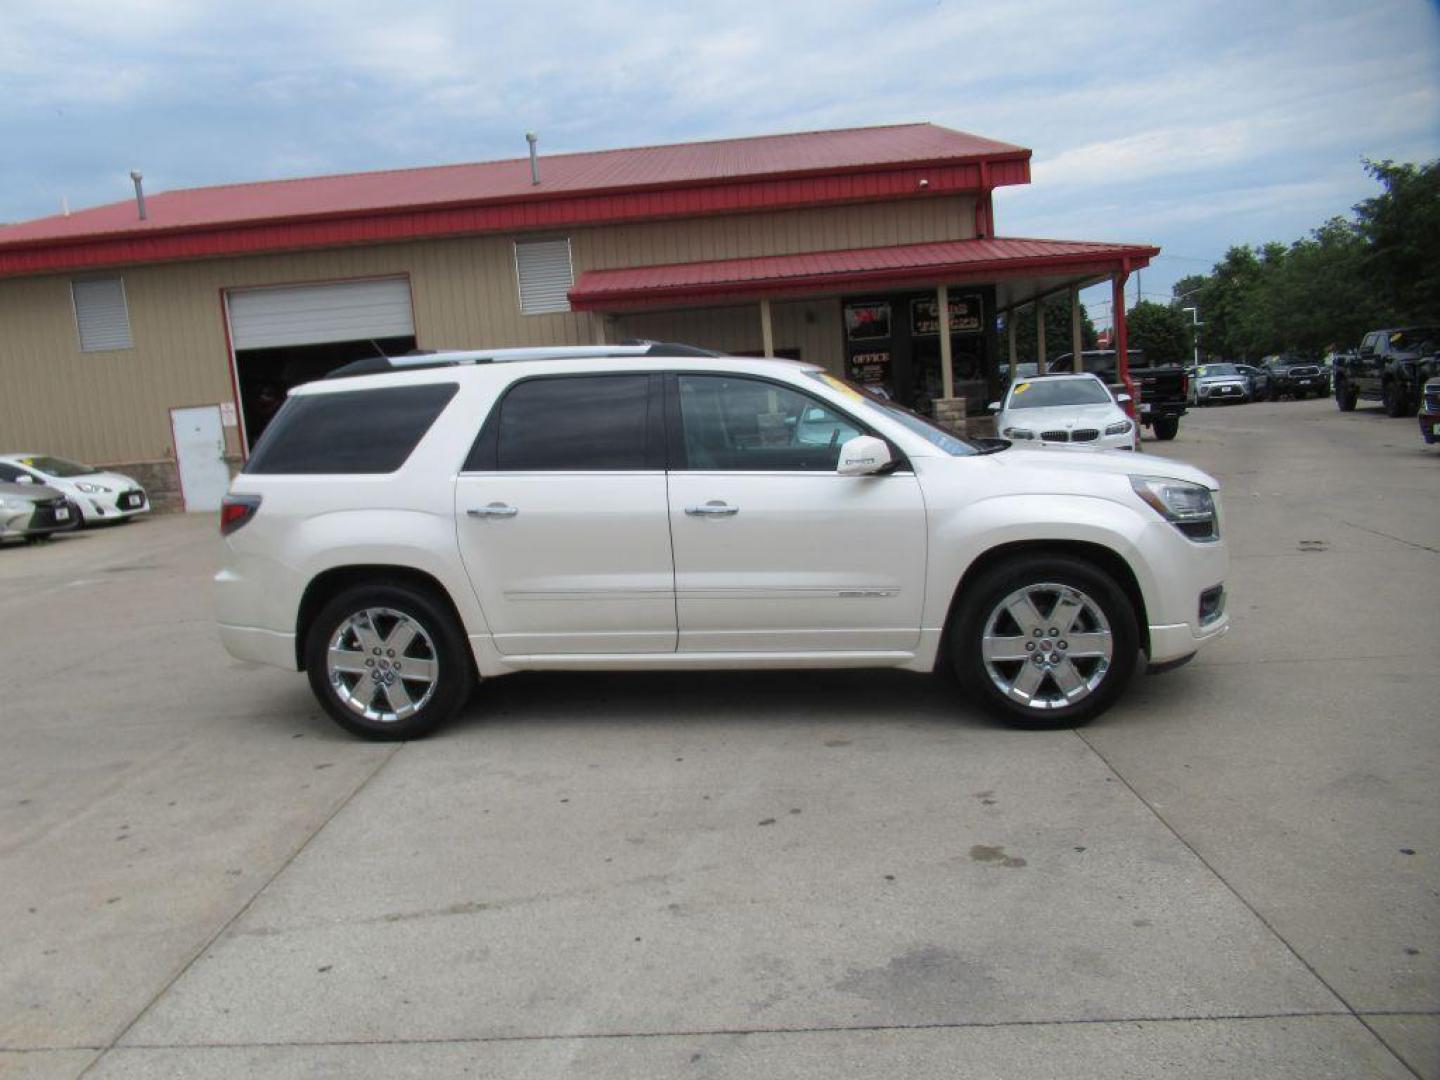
1126;300;1192;364
1354;158;1440;321
1010;294;1098;364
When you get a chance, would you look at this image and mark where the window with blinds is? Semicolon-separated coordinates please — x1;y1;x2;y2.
514;238;574;315
71;277;134;352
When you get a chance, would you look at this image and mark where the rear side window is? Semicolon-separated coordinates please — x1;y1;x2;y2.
245;383;458;474
466;374;660;471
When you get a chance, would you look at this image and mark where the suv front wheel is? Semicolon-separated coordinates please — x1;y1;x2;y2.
950;555;1139;728
305;582;473;740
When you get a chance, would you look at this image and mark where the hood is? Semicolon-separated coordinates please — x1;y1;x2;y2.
0;480;67;501
985;445;1219;490
48;471;135;490
996;402;1125;433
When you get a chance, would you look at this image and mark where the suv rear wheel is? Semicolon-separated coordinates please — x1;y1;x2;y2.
304;582;472;740
950;555;1139;728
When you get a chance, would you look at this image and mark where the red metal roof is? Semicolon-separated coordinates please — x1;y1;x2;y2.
0;124;1030;277
569;236;1160;310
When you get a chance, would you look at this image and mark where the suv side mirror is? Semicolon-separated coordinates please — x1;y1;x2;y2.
837;435;893;476
987;401;1001;413
14;474;36;484
1116;392;1132;404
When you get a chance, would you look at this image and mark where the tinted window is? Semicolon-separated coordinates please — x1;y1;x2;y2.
495;375;652;471
678;375;864;471
245;383;458;474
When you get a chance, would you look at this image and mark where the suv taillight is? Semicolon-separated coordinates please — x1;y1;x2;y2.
220;493;262;535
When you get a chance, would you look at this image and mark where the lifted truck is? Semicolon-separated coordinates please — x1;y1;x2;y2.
1050;349;1189;441
1335;327;1440;416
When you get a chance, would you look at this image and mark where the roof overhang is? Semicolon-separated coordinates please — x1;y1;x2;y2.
569;236;1158;313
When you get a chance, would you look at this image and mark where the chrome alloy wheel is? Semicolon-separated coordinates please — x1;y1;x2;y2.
326;607;439;723
980;583;1114;711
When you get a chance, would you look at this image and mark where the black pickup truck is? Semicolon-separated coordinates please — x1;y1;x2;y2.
1050;349;1189;440
1335;327;1440;416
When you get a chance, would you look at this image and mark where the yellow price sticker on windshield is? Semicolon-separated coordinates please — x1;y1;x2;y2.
1013;382;1031;394
818;373;865;400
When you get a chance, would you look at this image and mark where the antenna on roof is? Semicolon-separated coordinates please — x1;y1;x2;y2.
129;171;147;221
60;195;69;217
526;132;540;185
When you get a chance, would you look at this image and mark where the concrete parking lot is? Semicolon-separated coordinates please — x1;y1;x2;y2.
1;398;1435;1079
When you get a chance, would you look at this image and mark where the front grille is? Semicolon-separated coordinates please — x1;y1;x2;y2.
1289;366;1320;378
1040;430;1070;442
28;498;73;528
118;490;145;510
1424;388;1440;413
1071;429;1099;442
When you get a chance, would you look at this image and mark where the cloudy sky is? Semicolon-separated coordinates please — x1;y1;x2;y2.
2;0;1437;325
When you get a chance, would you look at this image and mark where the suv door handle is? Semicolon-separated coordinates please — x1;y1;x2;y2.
467;503;518;518
685;501;739;517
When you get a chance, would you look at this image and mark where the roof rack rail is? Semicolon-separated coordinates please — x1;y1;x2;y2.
324;341;722;379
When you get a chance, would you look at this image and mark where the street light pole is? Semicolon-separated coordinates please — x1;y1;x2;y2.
1182;306;1202;367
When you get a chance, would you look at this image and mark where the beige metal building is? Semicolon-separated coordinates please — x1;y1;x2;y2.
0;123;1157;510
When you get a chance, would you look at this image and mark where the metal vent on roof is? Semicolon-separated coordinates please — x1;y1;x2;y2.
71;277;133;352
514;238;574;315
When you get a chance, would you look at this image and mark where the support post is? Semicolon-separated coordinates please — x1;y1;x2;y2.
1007;310;1017;369
759;298;775;357
1035;300;1047;374
1112;271;1135;416
1070;286;1083;372
937;284;954;401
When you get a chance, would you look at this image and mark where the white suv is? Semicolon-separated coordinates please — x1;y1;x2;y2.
216;345;1229;740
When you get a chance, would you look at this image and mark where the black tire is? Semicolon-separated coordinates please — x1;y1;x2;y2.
1383;380;1408;417
1336;378;1358;411
304;581;473;740
1151;415;1179;440
949;554;1139;729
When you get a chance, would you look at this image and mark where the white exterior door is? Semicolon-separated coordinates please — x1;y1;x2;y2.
170;405;230;512
455;373;676;655
667;374;927;653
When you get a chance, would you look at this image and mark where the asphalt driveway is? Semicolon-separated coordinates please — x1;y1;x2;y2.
0;398;1435;1078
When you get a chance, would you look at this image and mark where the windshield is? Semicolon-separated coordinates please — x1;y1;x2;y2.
1197;364;1240;377
809;372;980;456
15;455;97;477
1390;328;1440;352
1005;378;1113;409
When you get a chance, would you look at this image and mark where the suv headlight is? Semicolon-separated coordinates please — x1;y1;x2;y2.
1130;475;1219;542
1105;419;1133;435
1002;427;1035;440
75;482;111;493
0;496;25;510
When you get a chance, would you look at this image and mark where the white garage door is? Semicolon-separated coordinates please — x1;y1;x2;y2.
226;277;414;350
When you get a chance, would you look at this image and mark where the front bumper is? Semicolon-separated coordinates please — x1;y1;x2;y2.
1198;383;1247;403
76;488;149;521
1420;410;1440;444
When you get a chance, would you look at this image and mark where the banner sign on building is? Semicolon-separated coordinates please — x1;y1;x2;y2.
844;301;891;341
911;294;983;336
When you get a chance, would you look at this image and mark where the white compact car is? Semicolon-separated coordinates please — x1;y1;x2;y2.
992;373;1138;451
0;454;149;524
216;345;1228;740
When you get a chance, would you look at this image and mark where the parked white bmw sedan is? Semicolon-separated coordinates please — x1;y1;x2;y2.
992;373;1137;450
0;454;149;525
216;346;1228;740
